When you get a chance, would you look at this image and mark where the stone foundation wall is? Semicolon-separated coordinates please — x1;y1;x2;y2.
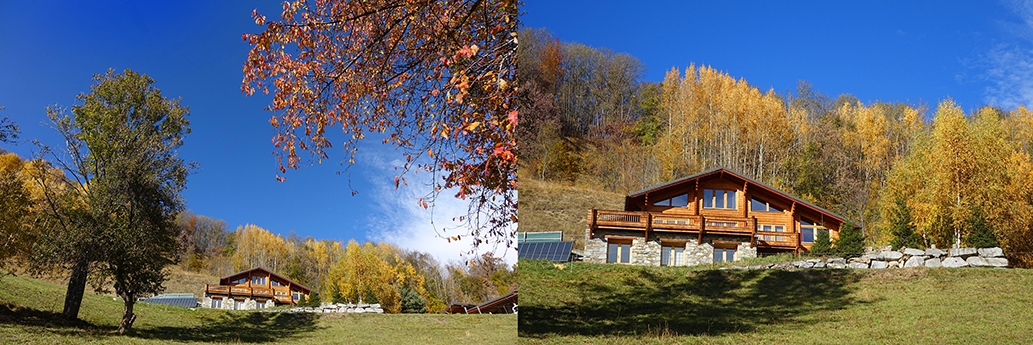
583;228;758;266
201;296;278;310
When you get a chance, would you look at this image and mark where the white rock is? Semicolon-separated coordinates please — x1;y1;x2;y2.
904;256;925;268
986;258;1009;267
848;262;868;269
902;248;925;256
966;256;993;268
941;257;969;267
828;261;847;269
813;261;826;268
978;247;1004;258
925;248;946;257
949;248;977;257
925;258;941;268
870;261;888;269
880;251;904;261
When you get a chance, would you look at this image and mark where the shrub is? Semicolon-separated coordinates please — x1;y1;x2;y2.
835;222;865;257
811;229;833;255
966;209;998;248
889;197;922;250
399;287;427;313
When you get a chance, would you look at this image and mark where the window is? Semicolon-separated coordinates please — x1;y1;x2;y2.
293;292;302;301
660;244;684;266
233;299;243;310
275;291;287;296
252;276;266;285
713;247;736;263
606;240;632;264
703;189;737;209
755;224;786;242
750;198;783;212
800;218;826;244
653;193;689;207
231;277;246;284
211;298;222;309
271;280;284;287
706;221;739;228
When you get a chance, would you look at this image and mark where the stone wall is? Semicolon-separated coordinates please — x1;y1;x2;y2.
724;246;1010;270
582;228;758;267
201;296;278;310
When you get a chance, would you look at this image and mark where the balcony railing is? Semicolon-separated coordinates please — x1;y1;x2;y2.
205;284;283;301
590;209;804;250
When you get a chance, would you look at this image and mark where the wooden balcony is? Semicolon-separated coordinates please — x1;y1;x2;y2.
589;209;801;251
205;284;280;301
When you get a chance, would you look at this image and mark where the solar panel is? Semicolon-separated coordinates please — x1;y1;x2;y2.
518;241;573;262
140;294;199;308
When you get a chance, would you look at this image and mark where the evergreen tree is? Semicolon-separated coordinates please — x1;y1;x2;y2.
966;209;998;248
399;287;428;314
889;197;922;249
298;294;307;306
307;292;321;307
810;229;833;255
834;222;865;257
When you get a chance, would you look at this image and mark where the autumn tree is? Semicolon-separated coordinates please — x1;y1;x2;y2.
31;69;192;331
0;105;18;143
242;0;519;253
0;153;33;271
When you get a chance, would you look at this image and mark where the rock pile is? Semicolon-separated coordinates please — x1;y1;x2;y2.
725;246;1009;270
260;303;385;314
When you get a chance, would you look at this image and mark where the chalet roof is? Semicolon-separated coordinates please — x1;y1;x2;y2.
219;267;312;293
626;167;856;226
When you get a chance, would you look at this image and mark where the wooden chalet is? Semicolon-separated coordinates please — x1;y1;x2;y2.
203;267;311;310
585;167;857;266
444;290;518;314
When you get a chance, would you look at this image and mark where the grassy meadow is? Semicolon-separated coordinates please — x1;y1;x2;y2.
0;270;515;344
518;259;1033;344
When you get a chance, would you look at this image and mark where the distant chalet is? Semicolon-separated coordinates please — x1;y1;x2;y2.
444;290;518;314
586;167;858;266
202;267;312;310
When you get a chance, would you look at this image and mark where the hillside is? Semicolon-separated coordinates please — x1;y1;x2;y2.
0;270;516;344
518;260;1033;344
518;177;624;249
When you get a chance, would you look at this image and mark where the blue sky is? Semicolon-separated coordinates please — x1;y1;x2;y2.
0;1;513;265
523;1;1033;113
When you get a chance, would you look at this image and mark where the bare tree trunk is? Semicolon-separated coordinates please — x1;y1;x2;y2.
118;294;137;334
62;256;89;319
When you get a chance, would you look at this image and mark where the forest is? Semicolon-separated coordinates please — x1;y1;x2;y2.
518;28;1033;267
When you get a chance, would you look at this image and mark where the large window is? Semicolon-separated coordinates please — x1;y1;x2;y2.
252;276;266;285
750;198;783;212
231;277;246;284
660;243;684;266
703;189;737;209
211;298;222;309
293;292;302;302
653;193;689;207
607;240;632;264
271;280;284;287
713;247;736;263
800;218;827;244
755;224;787;242
233;299;244;310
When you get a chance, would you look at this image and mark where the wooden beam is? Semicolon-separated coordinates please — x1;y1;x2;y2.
589;208;597;239
645;212;652;241
698;215;706;245
750;216;757;248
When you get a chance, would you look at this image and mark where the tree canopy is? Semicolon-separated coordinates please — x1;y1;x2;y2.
242;0;519;253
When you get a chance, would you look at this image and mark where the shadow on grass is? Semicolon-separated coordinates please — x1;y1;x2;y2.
0;302;109;337
0;302;320;342
521;266;869;338
132;311;321;343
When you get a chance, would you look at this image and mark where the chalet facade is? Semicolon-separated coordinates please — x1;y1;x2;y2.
202;267;312;310
585;168;857;266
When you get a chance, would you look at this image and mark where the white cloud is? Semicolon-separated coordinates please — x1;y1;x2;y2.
983;1;1033;108
361;151;517;267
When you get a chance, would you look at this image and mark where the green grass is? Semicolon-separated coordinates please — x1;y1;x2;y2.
0;271;515;344
518;259;1033;344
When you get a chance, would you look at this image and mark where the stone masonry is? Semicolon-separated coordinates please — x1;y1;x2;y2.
583;227;758;267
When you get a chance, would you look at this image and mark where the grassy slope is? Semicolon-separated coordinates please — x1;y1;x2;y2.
519;260;1033;344
519;177;624;249
0;271;515;344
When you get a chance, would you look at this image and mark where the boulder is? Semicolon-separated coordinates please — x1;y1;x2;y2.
986;257;1009;267
902;248;925;256
879;245;893;252
978;247;1004;258
371;304;381;309
870;260;888;269
966;256;994;268
806;258;822;263
798;261;815;268
949;248;978;258
748;265;764;269
925;258;941;268
880;251;904;261
827;257;846;264
904;255;925;268
925;248;946;257
887;261;899;268
772;262;794;269
848;262;869;269
813;261;826;268
941;257;969;267
827;261;847;269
